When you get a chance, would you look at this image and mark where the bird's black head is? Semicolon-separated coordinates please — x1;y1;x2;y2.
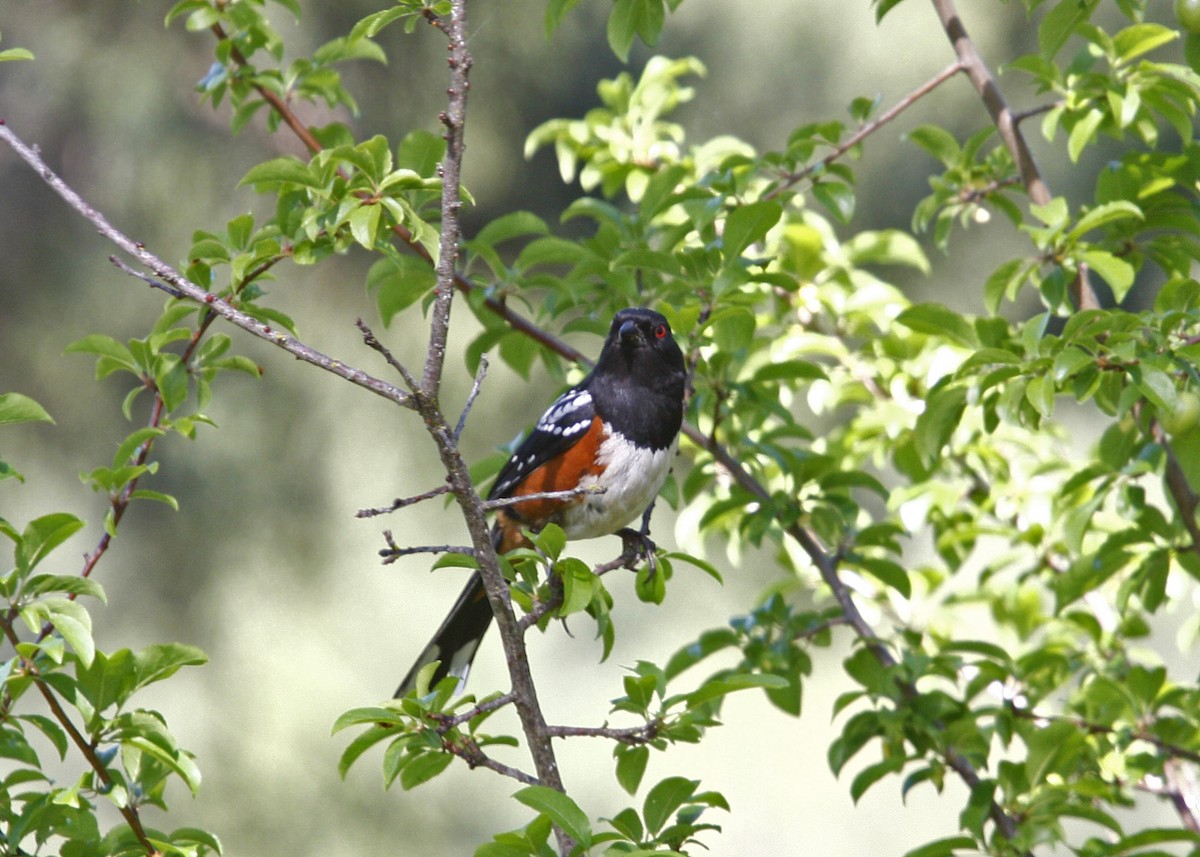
586;308;686;449
597;307;685;385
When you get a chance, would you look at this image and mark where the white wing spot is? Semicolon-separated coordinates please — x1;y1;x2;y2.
537;389;592;432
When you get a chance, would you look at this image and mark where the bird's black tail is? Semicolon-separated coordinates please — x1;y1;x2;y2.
395;521;512;697
394;569;494;697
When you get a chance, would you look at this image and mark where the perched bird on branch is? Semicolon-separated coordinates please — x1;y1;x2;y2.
396;307;686;696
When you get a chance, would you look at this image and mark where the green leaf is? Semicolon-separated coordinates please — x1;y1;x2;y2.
722;200;782;260
129;489;180;510
872;0;907;23
366;254;437;325
664;627;739;680
1080;251;1134;302
642;776;697;835
558;558;598;615
239;157;324;189
907;124;960;166
812;180;855;223
1067;200;1143;241
913;382;967;467
854;556;912;599
1112;23;1177;62
19;513;85;574
1133;365;1177;412
850;756;906;803
895;303;977;348
337;724;395;778
113;428;165;468
1039;0;1096;59
1067;109;1104;162
400;750;454;790
0;393;54;426
156;356;190;412
607;0;665;61
132;643;207;691
615;744;649;795
983;258;1029;314
166;827;223;854
682;674;788;709
513;786;593;848
474;211;549;249
545;0;585;35
36;598;94;667
348;203;382;249
65;334;137;372
24;574;106;603
751;360;828;383
845;229;930;273
397;129;446;176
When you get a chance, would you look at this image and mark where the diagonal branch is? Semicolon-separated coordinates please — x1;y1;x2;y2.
682;420;1028;849
929;0;1099;312
771;60;966;197
0;121;413;412
930;0;1049;207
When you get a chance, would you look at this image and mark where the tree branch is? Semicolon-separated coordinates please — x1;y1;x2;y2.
1;619;157;855
421;2;472;399
929;0;1099;313
771;60;966;196
433;692;516;730
447;735;541;786
357;484;452;519
0;121;414;411
546;721;661;745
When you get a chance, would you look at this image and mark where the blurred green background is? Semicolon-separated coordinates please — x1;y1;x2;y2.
0;1;1175;853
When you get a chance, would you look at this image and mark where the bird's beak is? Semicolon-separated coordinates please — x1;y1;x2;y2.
618;319;638;341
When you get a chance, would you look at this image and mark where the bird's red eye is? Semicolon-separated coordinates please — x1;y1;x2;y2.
654;324;667;339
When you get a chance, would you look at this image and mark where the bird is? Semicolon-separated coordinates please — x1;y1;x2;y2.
395;307;687;696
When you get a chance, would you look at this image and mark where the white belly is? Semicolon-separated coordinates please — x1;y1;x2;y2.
559;423;675;540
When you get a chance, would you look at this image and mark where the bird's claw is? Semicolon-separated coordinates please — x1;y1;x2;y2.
617;526;658;575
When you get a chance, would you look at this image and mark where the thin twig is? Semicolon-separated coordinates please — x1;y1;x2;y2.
433;692;516;730
930;0;1048;206
110;255;186;298
547;721;661;745
771;60;965;196
381;545;473;563
1013;707;1200;766
1153;420;1200;556
1013;101;1062;125
0;122;413;412
455;354;488;440
357;484;451;518
211;23;323;156
356;319;421;396
378;529;473;564
448;736;541;786
1164;760;1200;835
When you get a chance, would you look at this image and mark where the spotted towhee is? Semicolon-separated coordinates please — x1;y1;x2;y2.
395;307;687;696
